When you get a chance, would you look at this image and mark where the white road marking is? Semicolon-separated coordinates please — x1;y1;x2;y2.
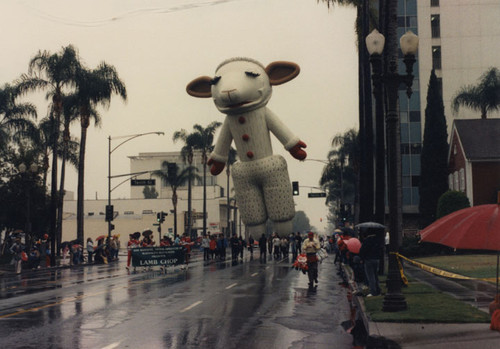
101;342;121;349
180;300;203;313
225;283;238;289
251;272;258;277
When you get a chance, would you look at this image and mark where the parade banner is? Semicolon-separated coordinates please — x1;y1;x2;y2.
131;246;185;267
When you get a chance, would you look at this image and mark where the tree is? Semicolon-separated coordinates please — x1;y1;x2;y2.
152;162;199;238
292;210;311;233
320;129;359;225
419;70;449;228
436;190;470;219
318;0;379;223
0;83;38;151
143;186;158;199
452;67;500;119
18;45;81;265
73;62;127;243
173;122;221;237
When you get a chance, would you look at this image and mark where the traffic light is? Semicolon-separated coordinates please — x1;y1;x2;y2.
105;205;114;222
157;211;167;223
292;181;299;196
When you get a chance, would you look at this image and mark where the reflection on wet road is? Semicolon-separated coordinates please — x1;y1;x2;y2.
0;253;353;348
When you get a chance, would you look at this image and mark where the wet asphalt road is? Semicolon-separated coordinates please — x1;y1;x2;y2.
0;252;353;349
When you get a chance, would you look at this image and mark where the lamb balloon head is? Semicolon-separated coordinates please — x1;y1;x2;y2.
186;58;300;114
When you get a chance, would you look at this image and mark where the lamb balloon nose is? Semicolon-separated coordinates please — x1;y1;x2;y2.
222;89;237;101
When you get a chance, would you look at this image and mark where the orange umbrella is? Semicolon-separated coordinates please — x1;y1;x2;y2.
420;204;500;297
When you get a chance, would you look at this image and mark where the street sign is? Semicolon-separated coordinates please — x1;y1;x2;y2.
131;179;155;186
308;192;326;198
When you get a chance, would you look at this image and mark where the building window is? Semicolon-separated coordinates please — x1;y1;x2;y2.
431;0;440;7
124;211;134;215
448;174;453;190
431;15;440;38
454;172;459;190
432;46;442;70
459;169;465;192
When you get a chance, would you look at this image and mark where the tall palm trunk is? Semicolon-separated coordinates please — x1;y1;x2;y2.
172;189;178;238
202;151;207;237
49;96;62;266
187;152;193;236
77;113;89;243
56;124;70;254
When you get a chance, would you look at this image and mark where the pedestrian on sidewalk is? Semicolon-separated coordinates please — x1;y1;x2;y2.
359;228;382;297
10;237;24;274
201;234;210;261
302;232;320;288
238;235;245;259
230;234;239;260
259;233;267;261
209;235;217;260
87;238;94;264
248;235;254;257
273;234;281;259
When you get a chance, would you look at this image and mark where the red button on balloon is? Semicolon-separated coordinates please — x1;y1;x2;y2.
242;134;249;141
246;151;254;158
238;116;246;124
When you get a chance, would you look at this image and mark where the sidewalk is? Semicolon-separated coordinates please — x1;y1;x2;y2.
345;262;500;348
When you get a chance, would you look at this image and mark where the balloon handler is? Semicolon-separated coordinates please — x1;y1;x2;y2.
187;57;307;239
300;232;321;288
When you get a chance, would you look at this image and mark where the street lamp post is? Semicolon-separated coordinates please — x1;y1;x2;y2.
107;132;164;240
366;29;418;312
19;163;38;249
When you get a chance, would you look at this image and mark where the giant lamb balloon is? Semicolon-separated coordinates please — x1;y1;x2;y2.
186;57;307;238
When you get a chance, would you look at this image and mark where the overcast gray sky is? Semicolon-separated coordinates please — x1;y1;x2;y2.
0;0;358;233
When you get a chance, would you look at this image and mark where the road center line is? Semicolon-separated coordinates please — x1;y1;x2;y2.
225;282;238;289
180;300;203;313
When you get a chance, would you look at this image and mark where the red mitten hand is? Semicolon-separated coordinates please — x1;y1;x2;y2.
289;141;307;160
207;158;225;175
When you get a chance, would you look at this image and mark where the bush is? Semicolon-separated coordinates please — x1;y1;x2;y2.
436;190;470;219
400;234;453;257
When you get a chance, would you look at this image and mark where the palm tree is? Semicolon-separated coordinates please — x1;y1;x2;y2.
152;162;199;238
173;121;221;237
173;130;196;236
452;67;500;119
56;97;81;250
18;45;81;265
319;0;379;222
73;63;127;243
0;83;38;151
320;129;359;223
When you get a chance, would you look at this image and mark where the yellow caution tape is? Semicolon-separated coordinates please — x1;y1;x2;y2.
394;252;497;282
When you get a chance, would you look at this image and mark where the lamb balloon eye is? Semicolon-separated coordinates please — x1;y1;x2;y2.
245;71;260;78
210;76;221;85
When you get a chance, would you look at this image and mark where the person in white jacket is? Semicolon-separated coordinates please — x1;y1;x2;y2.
302;232;321;288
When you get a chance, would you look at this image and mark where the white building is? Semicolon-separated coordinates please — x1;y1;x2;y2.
62;151;239;243
417;0;500;130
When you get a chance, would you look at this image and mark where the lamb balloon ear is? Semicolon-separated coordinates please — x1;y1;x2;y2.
186;76;213;98
265;61;300;86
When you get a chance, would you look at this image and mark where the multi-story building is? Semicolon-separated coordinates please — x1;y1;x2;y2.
395;0;499;216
